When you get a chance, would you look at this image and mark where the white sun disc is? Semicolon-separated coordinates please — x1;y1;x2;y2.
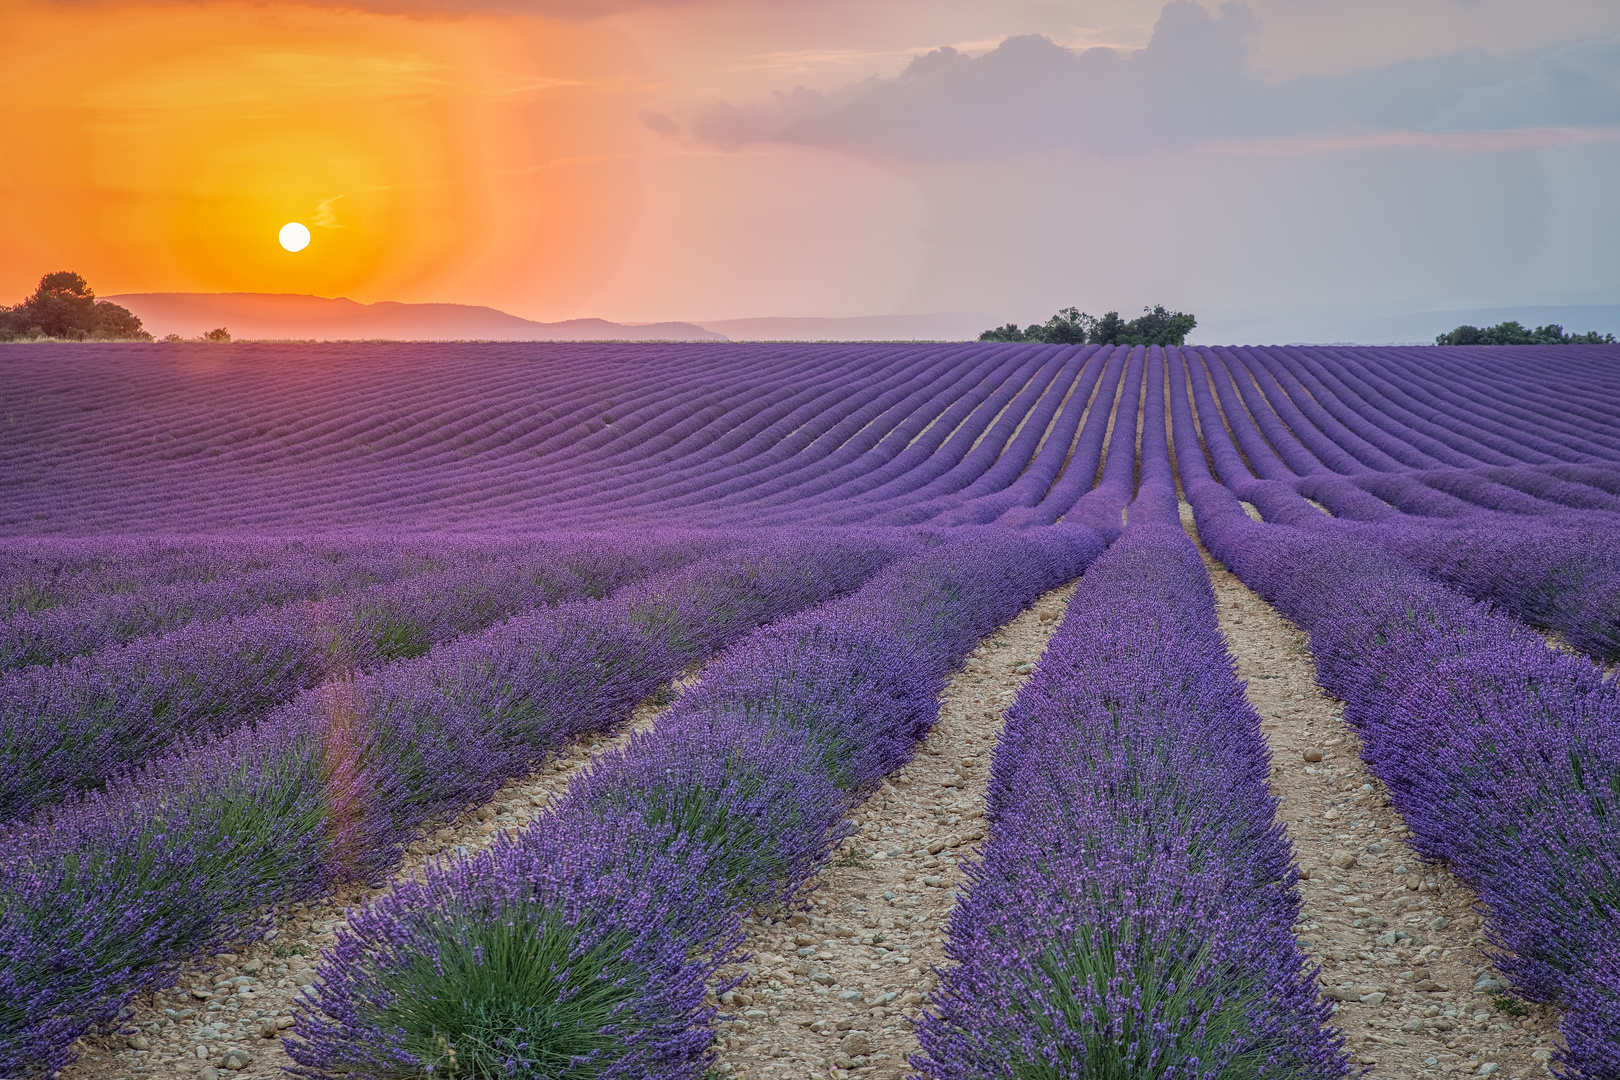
279;223;311;252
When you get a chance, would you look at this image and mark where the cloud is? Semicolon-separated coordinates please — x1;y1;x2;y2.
1433;35;1620;130
672;0;1615;160
638;107;680;136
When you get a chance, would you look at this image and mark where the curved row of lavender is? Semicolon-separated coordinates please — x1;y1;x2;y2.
1183;345;1620;659
0;531;908;1077
285;525;1104;1080
0;536;377;617
1168;359;1620;1077
0;533;614;670
915;520;1343;1078
0;533;738;821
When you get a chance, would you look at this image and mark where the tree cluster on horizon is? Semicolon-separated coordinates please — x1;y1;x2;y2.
0;272;151;342
981;304;1197;347
1436;320;1616;346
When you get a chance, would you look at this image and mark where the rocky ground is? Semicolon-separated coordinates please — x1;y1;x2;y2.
1191;513;1565;1080
707;585;1073;1080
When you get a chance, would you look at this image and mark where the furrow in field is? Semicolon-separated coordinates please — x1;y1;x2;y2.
709;584;1072;1080
1184;504;1564;1080
55;677;700;1080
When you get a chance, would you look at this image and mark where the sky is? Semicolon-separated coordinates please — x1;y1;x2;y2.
3;0;1619;327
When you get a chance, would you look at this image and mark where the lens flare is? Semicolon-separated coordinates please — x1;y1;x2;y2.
279;222;311;252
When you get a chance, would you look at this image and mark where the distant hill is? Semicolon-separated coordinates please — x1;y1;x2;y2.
107;293;727;342
696;313;992;341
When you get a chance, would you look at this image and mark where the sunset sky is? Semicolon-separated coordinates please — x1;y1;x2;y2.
3;0;1619;326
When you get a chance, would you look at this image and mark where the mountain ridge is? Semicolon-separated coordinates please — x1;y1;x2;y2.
106;292;727;342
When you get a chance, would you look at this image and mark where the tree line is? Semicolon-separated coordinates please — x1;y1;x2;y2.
980;305;1196;347
1;272;151;342
1436;320;1615;346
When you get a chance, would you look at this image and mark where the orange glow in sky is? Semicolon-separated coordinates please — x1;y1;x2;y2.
0;1;652;316
5;0;1618;327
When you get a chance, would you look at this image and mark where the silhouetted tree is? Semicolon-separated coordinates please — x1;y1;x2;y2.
0;271;151;341
1437;320;1616;345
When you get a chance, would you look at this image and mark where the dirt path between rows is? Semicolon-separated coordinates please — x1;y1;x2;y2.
60;680;695;1080
710;584;1073;1080
1185;506;1563;1080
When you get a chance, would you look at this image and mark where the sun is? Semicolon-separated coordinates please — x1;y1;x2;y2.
279;222;311;252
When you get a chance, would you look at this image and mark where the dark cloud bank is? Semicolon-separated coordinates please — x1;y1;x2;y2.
664;1;1620;159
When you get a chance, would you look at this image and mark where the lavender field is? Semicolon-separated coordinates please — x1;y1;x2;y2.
2;341;1618;1080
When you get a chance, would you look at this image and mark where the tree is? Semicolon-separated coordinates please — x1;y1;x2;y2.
979;304;1196;347
1110;305;1197;347
0;271;151;341
979;323;1029;343
1086;311;1128;345
1437;320;1616;346
1038;307;1090;345
202;327;232;343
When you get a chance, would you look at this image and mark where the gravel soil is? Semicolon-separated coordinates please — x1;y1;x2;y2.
708;584;1075;1080
1189;510;1564;1080
56;678;695;1080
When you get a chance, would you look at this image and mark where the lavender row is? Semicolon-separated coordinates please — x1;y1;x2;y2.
1227;472;1620;662
2;546;449;671
0;343;1130;533
0;531;631;631
914;522;1344;1079
0;532;729;821
285;524;1105;1080
1186;482;1620;1079
1207;346;1620;510
0;532;907;1078
1264;347;1605;473
1310;348;1620;465
1175;348;1620;660
810;348;1078;527
1336;516;1620;659
0;536;352;618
